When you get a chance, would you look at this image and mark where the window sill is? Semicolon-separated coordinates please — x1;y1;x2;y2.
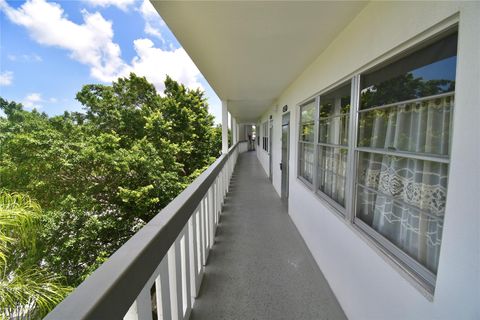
296;176;313;191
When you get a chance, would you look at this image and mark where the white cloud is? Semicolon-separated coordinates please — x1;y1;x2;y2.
0;71;13;86
1;0;202;94
0;0;128;82
49;97;58;103
82;0;135;11
23;53;43;62
139;0;157;19
125;38;202;92
138;0;165;43
7;53;42;62
22;92;43;110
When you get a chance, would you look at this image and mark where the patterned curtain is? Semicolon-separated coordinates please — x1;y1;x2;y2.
358;94;453;273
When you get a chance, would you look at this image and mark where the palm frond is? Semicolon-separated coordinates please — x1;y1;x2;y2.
0;267;72;319
0;192;41;264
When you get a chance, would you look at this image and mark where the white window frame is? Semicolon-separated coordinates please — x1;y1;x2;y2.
297;98;317;188
262;121;269;152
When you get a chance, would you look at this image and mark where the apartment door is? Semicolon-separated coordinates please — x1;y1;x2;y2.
269;119;273;182
281;112;290;200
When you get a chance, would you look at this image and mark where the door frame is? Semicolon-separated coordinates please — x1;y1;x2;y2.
281;111;290;200
268;118;273;182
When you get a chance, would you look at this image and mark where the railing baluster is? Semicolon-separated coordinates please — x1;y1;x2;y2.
195;210;203;275
214;181;218;224
209;185;216;227
189;212;201;300
217;177;221;215
123;282;153;320
157;255;172;320
137;285;154;320
208;188;214;249
220;175;223;209
203;196;210;260
224;167;227;196
167;244;181;320
180;225;192;319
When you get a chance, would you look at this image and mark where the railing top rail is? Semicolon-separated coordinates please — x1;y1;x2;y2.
45;142;240;320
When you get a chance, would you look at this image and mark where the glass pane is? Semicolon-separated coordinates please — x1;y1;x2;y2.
318;146;347;178
319;83;351;118
357;152;448;215
317;146;347;207
318;170;346;207
319;114;349;145
356;186;443;274
360;33;457;110
358;94;453;156
356;151;448;273
299;143;314;183
300;121;315;142
300;100;316;123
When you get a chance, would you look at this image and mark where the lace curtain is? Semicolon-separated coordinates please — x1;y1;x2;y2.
317;86;350;207
357;94;453;273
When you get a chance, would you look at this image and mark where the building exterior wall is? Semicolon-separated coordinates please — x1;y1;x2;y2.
259;1;479;319
255;120;268;176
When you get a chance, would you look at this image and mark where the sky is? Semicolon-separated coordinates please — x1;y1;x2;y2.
0;0;222;122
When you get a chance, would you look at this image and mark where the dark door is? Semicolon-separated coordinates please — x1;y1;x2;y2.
281;113;290;200
269;120;273;182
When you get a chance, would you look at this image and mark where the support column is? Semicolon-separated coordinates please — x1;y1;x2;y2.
222;100;228;154
232;117;237;144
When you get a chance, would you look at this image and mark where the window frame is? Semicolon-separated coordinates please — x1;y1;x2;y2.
262;121;269;152
315;82;353;214
297;98;317;188
295;26;458;295
351;91;454;289
297;82;353;216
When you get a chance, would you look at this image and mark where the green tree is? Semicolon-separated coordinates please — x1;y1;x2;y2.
0;192;71;319
0;73;222;287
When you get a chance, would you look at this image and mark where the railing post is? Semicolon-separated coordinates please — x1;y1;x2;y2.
124;282;153;320
189;213;200;299
167;244;181;320
208;188;214;249
157;255;172;320
202;196;209;264
181;225;192;319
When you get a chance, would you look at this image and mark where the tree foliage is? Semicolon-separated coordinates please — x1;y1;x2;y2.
0;72;222;305
0;192;71;319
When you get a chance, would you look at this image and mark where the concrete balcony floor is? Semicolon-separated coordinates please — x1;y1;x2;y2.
191;151;346;320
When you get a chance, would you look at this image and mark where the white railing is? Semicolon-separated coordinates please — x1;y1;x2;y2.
238;140;248;153
45;143;245;320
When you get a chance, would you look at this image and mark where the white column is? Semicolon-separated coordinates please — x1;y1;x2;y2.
232;117;237;144
222;100;228;154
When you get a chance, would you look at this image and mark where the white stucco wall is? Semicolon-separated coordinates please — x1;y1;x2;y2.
255;120;269;178
259;1;479;319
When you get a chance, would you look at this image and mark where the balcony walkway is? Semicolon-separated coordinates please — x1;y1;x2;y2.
190;151;346;320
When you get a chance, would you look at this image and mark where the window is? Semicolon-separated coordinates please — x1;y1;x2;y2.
297;83;351;208
262;121;269;152
296;31;457;291
317;83;351;208
298;100;315;184
354;32;457;283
